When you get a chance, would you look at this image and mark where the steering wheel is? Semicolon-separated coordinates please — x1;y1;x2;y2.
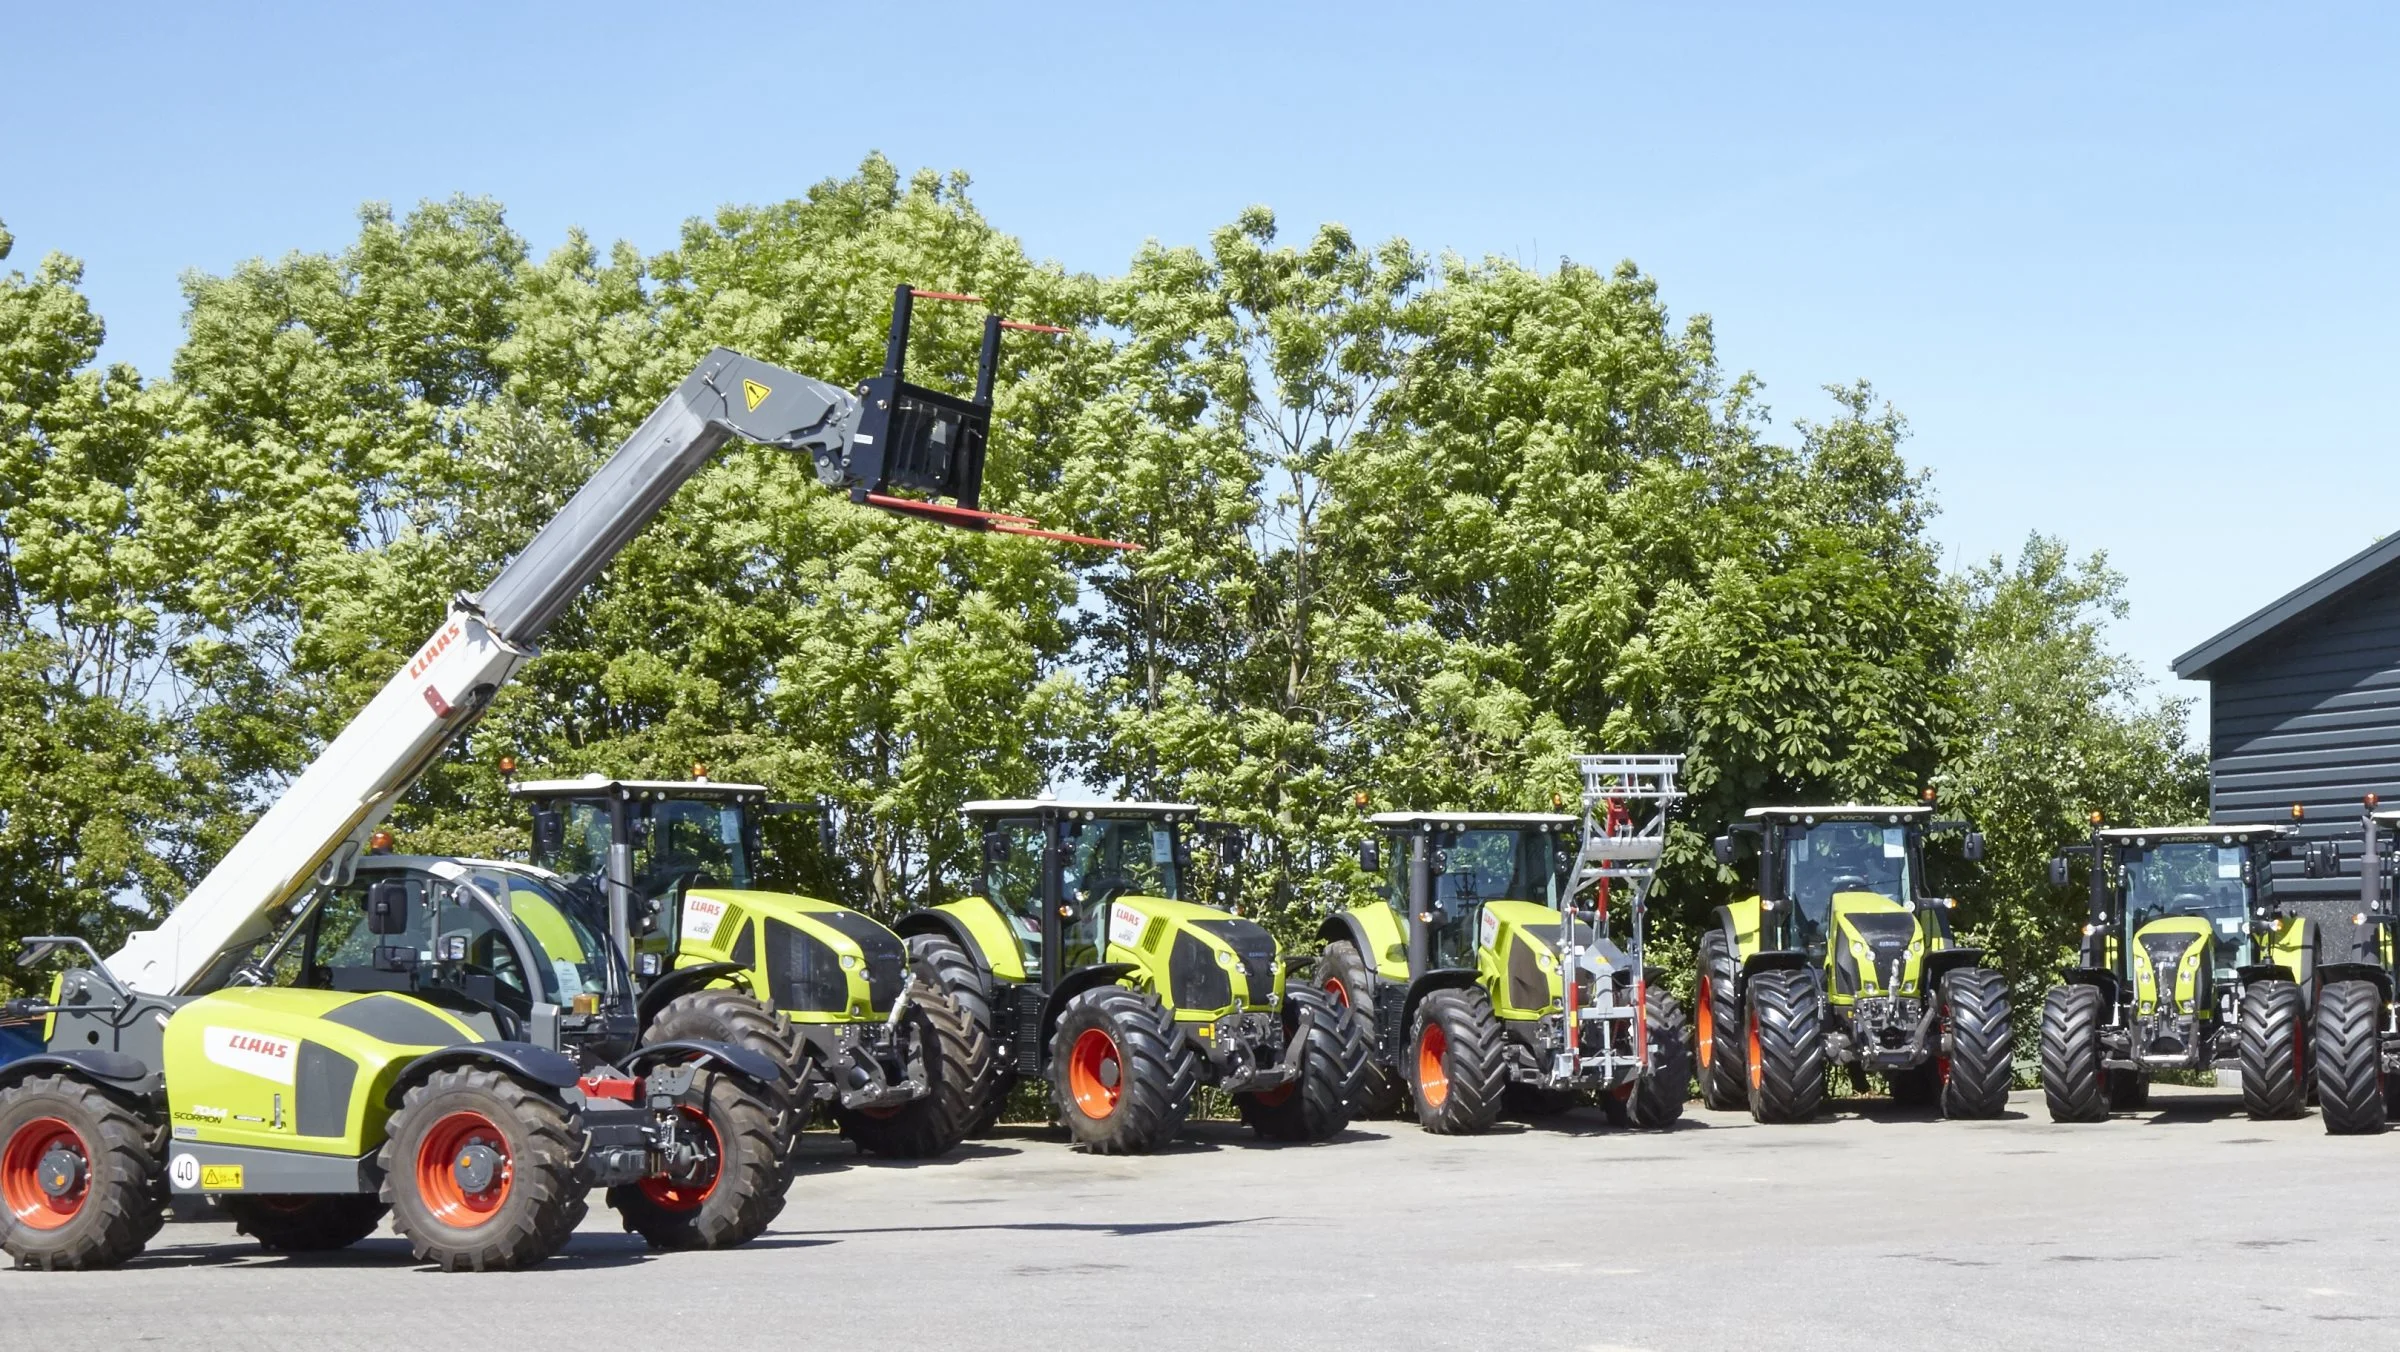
1080;873;1143;908
2169;892;2209;915
1830;874;1871;894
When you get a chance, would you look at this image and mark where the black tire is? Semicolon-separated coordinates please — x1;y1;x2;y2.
608;1069;785;1250
1314;940;1406;1117
223;1194;388;1253
643;989;810;1164
2313;979;2388;1135
0;1074;166;1270
2237;979;2307;1120
381;1066;583;1272
1237;985;1354;1142
1624;979;1691;1129
2037;985;2107;1122
1938;967;2013;1119
1407;986;1506;1134
908;933;1010;1136
1049;985;1198;1154
1695;929;1746;1110
834;978;992;1159
1745;968;1825;1123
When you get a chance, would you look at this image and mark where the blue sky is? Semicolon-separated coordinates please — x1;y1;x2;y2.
4;2;2393;714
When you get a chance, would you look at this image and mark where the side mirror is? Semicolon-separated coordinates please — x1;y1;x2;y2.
817;802;838;859
366;879;413;936
1962;831;1986;863
1712;835;1736;866
2048;857;2068;889
529;806;564;858
982;828;1009;872
1359;838;1381;873
1222;831;1246;871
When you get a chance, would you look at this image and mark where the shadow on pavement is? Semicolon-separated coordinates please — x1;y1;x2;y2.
781;1216;1271;1239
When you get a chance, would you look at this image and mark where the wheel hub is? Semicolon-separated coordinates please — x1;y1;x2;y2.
451;1141;503;1196
36;1145;85;1200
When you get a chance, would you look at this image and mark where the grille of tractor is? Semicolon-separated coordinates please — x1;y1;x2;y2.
1169;930;1233;1010
764;918;848;1012
1507;933;1550;1011
1192;919;1278;1001
1838;912;1917;996
804;908;909;1012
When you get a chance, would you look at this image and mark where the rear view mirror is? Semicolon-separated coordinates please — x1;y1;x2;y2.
530;806;564;858
366;879;413;936
1962;831;1986;863
2048;857;2069;889
1222;831;1246;871
2304;840;2340;879
982;829;1009;871
1359;838;1381;873
1712;835;1736;866
817;801;838;859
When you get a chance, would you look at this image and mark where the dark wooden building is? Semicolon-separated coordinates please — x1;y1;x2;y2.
2174;533;2400;921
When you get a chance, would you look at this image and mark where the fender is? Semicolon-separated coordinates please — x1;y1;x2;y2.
894;908;994;987
386;1040;579;1106
1398;968;1481;1042
2235;963;2296;987
0;1049;159;1096
625;1037;783;1088
2061;966;2120;999
1921;947;1988;987
1037;963;1141;1058
1741;949;1811;979
1710;905;1743;971
1316;912;1374;967
636;961;752;1029
2315;962;2394;1000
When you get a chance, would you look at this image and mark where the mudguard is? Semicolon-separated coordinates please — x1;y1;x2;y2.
0;1048;157;1093
1037;963;1142;1054
905;897;1029;983
1921;946;1988;986
625;1037;783;1087
1742;949;1811;978
894;908;993;978
1317;912;1374;964
385;1040;579;1105
636;960;751;1028
1399;968;1481;1041
2316;961;2394;1000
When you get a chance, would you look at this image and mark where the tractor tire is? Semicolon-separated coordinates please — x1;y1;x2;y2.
2237;979;2308;1120
2038;985;2108;1122
908;933;1011;1136
1695;930;1746;1111
1744;968;1825;1123
223;1194;389;1253
1939;968;2014;1119
1408;986;1507;1134
0;1074;166;1270
643;988;812;1165
381;1066;583;1272
1049;985;1198;1154
1237;985;1354;1142
835;978;992;1159
609;1068;785;1250
1314;939;1406;1117
2313;979;2388;1135
1623;979;1691;1129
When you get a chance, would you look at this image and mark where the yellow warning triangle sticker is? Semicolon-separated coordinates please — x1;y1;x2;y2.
742;378;771;411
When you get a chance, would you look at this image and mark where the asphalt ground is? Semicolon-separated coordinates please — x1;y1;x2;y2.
6;1085;2396;1352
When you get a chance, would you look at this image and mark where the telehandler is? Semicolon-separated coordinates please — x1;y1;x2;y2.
1698;803;2010;1122
895;799;1366;1154
2038;819;2312;1122
0;286;1124;1269
510;775;988;1158
1313;755;1691;1134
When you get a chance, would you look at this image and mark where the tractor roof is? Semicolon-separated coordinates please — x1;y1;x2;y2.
509;776;769;798
964;799;1200;817
1368;811;1577;827
1745;805;1934;821
2095;824;2288;842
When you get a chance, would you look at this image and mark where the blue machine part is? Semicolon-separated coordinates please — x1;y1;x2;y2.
0;1020;41;1069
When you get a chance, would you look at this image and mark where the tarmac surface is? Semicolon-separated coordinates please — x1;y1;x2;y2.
6;1086;2396;1352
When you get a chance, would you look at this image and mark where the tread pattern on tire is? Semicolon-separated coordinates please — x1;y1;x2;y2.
909;933;1011;1135
643;988;810;1165
380;1066;583;1272
1696;930;1746;1111
834;977;993;1159
0;1074;166;1271
2238;979;2307;1120
1746;968;1825;1123
2314;978;2388;1135
608;1069;785;1250
1237;984;1355;1142
1050;985;1199;1155
1626;977;1690;1129
1409;986;1506;1135
1939;967;2013;1119
2038;984;2108;1122
1313;940;1406;1117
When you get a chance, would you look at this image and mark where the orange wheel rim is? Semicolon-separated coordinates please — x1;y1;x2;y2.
1418;1021;1451;1107
638;1106;722;1212
1324;977;1350;1008
1747;1006;1764;1093
2;1117;90;1231
1067;1027;1124;1120
416;1110;514;1226
1696;985;1715;1067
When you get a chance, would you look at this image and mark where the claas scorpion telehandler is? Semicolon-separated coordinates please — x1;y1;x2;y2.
2038;818;2313;1122
1698;802;2011;1122
895;799;1368;1154
0;286;1127;1269
1313;755;1693;1134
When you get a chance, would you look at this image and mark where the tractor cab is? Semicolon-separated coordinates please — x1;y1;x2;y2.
1716;805;1981;981
2057;825;2295;1004
1362;812;1578;977
513;777;771;952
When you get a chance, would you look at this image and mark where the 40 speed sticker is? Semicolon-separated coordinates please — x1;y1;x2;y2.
170;1154;199;1189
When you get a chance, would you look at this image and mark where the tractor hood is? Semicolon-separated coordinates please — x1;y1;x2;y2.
677;887;910;1022
1099;894;1282;1020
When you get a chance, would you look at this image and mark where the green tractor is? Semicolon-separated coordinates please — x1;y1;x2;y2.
893;799;1366;1154
1312;755;1692;1134
2038;820;2314;1122
510;776;987;1159
1698;804;2011;1122
0;858;788;1271
2300;799;2400;1134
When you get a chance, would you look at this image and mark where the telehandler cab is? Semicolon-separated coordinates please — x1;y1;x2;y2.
1313;755;1691;1134
0;286;1127;1269
2038;820;2312;1122
895;800;1366;1154
2298;799;2400;1134
1699;804;2010;1122
511;776;987;1159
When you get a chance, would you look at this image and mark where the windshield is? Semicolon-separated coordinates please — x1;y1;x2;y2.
2120;841;2249;956
636;799;753;892
1436;829;1567;908
537;800;613;889
1783;820;1914;937
308;871;611;1009
464;869;615;1002
1065;817;1182;909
